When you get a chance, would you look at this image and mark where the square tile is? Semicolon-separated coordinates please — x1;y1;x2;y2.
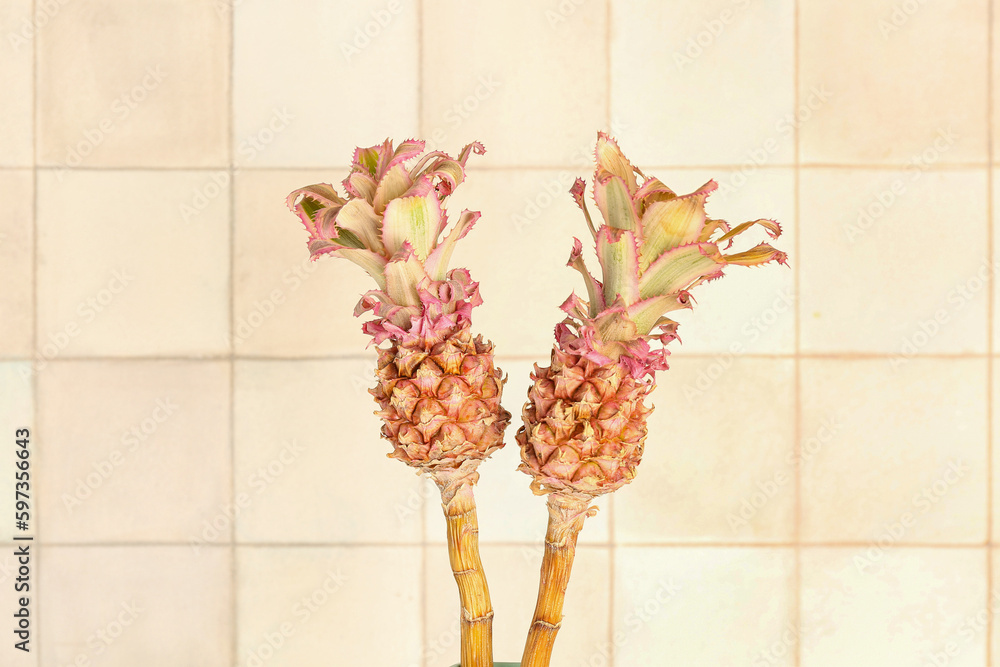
36;170;230;356
40;546;232;667
37;361;231;543
615;547;796;666
615;358;796;543
801;547;987;667
0;1;33;166
233;169;375;356
234;360;424;544
800;0;987;165
236;546;420;666
233;0;418;167
0;543;35;666
0;364;32;543
800;169;988;355
439;169;592;359
611;0;795;167
423;0;607;166
36;0;229;168
801;359;987;543
425;544;609;666
0;170;33;356
424;361;610;546
646;167;795;355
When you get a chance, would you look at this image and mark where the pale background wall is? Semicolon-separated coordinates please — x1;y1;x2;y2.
0;0;990;665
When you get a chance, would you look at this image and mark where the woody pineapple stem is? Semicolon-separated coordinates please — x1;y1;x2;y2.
431;466;494;667
521;492;595;667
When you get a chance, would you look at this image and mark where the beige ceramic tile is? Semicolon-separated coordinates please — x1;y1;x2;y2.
611;0;794;167
233;0;417;167
423;0;606;167
615;547;795;666
0;543;35;666
800;0;986;165
36;0;229;168
233;359;424;544
237;546;420;666
801;359;986;544
646;167;795;355
0;170;33;356
37;361;231;543
40;546;231;667
438;169;590;359
801;547;987;667
424;360;610;546
991;550;1000;667
424;544;609;666
615;357;795;543
36;170;230;356
0;364;32;543
0;0;33;166
233;169;375;356
800;169;988;354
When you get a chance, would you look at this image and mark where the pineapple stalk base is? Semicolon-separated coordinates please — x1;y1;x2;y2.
432;466;494;667
521;492;594;667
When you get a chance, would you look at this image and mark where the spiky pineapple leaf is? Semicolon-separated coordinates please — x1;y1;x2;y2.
335;199;384;253
626;294;691;335
382;194;441;260
335;248;388;289
595;133;638;193
724;243;788;266
639;181;715;268
594;175;639;232
383;250;427;307
567;238;604;317
638;242;725;299
597;228;640;306
424;209;480;280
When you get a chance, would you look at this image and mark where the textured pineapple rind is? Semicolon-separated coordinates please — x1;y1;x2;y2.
372;324;511;470
516;344;654;497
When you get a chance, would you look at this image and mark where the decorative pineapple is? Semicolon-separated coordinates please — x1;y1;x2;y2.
518;133;787;666
287;139;510;667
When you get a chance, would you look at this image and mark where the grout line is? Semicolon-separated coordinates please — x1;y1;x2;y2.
416;2;428;665
605;1;616;663
227;5;237;666
792;0;802;665
33;540;993;549
8;352;1000;364
987;1;995;664
30;0;40;663
24;161;999;173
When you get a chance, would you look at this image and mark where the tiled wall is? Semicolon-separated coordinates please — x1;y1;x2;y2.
0;0;991;665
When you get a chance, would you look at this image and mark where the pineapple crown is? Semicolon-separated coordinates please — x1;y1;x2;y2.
560;132;788;378
287;139;487;346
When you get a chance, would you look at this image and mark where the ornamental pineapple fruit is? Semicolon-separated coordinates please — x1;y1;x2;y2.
287;139;510;479
517;132;787;498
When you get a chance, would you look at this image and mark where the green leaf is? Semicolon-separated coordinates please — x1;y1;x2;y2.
597;228;640;306
382;194;442;260
638;243;725;299
594;175;639;232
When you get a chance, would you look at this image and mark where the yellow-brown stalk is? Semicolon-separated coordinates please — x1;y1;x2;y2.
521;492;595;667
